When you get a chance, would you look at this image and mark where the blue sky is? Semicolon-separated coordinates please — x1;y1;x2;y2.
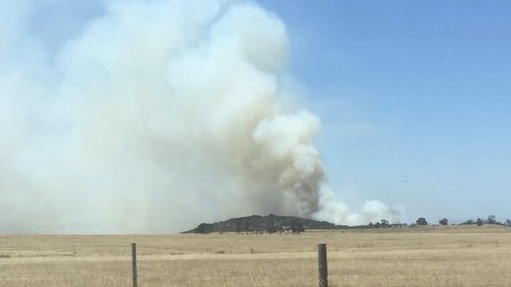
258;0;511;223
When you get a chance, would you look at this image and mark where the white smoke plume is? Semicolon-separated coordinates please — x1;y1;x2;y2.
0;0;401;233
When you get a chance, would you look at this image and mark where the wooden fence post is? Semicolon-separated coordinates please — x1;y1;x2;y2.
132;243;137;287
318;243;328;287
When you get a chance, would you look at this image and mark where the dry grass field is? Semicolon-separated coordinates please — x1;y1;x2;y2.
1;225;511;286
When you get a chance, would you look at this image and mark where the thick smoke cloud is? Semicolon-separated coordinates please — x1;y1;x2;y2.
0;0;400;233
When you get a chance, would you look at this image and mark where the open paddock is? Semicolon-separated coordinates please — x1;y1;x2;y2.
1;225;511;286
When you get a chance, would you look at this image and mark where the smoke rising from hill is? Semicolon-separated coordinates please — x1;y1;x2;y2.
0;0;400;233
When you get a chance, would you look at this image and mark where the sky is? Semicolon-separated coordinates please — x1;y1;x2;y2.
256;0;511;223
1;0;510;232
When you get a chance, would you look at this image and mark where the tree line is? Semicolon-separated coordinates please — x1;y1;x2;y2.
184;214;511;234
367;214;511;229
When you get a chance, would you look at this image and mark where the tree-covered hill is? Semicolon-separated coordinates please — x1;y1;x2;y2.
182;214;349;234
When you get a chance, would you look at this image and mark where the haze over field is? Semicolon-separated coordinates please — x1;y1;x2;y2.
0;0;401;233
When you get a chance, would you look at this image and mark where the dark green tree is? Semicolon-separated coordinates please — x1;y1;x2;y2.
196;223;212;234
439;218;448;225
416;217;428;226
487;215;497;224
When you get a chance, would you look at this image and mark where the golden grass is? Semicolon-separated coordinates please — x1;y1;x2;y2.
1;225;511;286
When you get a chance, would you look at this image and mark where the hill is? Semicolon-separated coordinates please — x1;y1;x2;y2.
182;214;349;234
